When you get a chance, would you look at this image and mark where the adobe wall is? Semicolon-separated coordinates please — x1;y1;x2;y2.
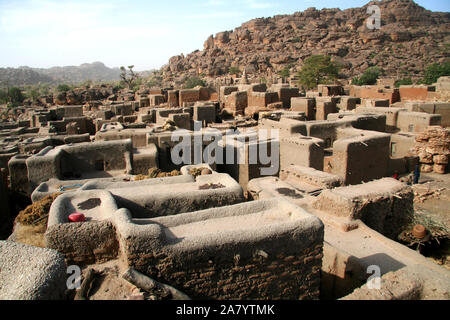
193;104;216;125
26;140;133;192
45;190;120;264
248;92;278;109
117;198;324;300
55;105;83;118
276;87;299;108
179;89;200;106
280;165;343;189
396;112;441;133
81;173;244;218
132;144;159;175
355;107;406;132
351;86;400;104
280;135;325;171
224;91;247;115
111;103;133;116
8;155;29;195
258;118;307;138
331;129;390;185
168;90;179;108
313;178;413;239
26;147;63;193
218;134;280;193
405;102;450;127
0;169;9;224
95;129;150;148
399;85;435;102
291;97;315;120
389;133;416;158
341;264;450;300
59;139;134;176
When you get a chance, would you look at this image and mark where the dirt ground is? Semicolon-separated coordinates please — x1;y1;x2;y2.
72;260;174;300
411;172;450;270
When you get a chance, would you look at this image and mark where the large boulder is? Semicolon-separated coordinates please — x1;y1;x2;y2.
0;241;67;300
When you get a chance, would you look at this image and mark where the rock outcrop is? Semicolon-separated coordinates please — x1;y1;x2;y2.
162;0;450;82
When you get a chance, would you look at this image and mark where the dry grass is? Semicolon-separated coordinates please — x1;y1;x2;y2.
188;167;207;178
134;168;180;181
14;223;47;248
13;193;61;248
15;193;61;225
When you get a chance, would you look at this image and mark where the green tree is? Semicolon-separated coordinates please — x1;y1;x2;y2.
394;78;413;88
57;84;71;93
0;89;8;104
8;87;25;104
184;77;206;89
297;55;340;89
29;87;40;101
120;65;139;90
279;67;290;79
352;67;382;86
419;62;450;85
229;66;241;75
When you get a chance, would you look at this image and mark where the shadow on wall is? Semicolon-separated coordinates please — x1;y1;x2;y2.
320;253;406;300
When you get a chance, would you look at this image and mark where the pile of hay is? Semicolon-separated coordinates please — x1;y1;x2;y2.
398;210;450;248
188;167;208;178
16;193;61;226
13;193;61;248
134;168;180;181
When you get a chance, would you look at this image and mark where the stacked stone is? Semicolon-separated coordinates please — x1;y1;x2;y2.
411;126;449;174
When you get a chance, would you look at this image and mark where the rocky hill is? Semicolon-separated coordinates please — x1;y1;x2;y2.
162;0;450;83
0;62;121;87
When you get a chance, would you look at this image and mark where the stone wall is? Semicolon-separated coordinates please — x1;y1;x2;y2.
410;126;449;174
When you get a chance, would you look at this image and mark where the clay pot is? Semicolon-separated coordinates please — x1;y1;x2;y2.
412;224;426;239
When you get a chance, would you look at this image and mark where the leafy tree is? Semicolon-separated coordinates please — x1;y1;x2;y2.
120;65;139;90
352;67;382;86
0;89;8;104
278;67;290;79
394;78;413;88
29;88;40;101
132;77;144;92
297;55;340;89
184;77;206;89
57;84;71;93
229;66;241;75
8;87;24;104
419;62;450;85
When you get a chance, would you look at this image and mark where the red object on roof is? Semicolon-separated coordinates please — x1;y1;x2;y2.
68;213;86;223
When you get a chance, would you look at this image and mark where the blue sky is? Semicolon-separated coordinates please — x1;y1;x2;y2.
0;0;448;71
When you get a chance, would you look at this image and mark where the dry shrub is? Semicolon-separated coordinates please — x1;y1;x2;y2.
13;193;61;248
15;193;61;225
189;167;207;178
14;223;47;248
134;168;181;181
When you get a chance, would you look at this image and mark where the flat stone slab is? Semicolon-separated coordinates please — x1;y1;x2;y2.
0;241;67;300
